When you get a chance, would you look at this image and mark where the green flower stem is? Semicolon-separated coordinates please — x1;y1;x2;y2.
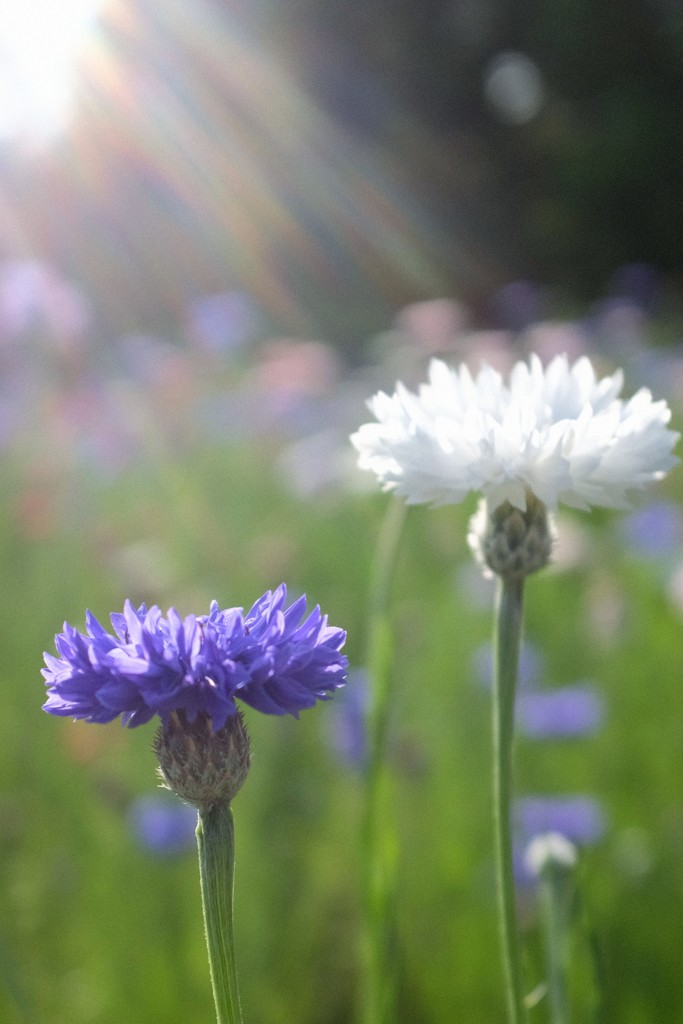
539;867;573;1024
492;574;528;1024
361;498;406;1024
196;803;244;1024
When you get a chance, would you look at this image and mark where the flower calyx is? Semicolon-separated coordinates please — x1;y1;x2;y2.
154;709;251;812
469;492;554;579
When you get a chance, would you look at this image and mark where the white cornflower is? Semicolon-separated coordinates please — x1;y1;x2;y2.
524;831;578;879
351;354;679;512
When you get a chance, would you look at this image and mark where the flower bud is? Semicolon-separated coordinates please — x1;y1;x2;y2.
154;710;251;812
524;831;578;880
468;493;554;579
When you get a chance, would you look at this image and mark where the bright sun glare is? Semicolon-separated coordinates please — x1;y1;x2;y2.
0;0;102;143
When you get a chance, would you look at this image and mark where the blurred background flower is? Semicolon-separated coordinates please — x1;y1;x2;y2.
128;794;197;857
620;500;683;561
517;684;605;740
325;668;369;770
472;640;543;692
515;795;607;850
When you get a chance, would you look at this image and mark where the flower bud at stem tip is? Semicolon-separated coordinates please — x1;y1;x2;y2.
469;492;554;579
154;710;251;812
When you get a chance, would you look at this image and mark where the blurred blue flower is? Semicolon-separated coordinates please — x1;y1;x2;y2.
326;668;368;768
608;262;660;314
517;684;605;739
43;584;348;729
129;795;197;857
187;291;260;354
489;279;543;332
472;640;542;691
515;795;606;847
619;500;683;559
514;795;605;888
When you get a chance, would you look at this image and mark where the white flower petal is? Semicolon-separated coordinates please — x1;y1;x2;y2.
350;353;679;512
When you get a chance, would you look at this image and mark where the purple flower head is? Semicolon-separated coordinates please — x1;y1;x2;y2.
517;684;605;739
42;585;348;730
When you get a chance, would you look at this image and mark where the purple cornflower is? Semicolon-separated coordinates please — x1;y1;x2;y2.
517;684;605;739
42;584;348;730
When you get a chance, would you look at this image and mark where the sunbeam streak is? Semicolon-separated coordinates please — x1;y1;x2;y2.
0;0;102;142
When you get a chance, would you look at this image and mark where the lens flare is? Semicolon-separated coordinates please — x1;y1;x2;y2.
0;0;102;141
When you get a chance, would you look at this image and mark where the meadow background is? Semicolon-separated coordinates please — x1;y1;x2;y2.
2;282;683;1024
2;2;683;1023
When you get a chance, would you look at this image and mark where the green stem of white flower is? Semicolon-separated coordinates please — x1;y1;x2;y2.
539;869;572;1024
361;497;406;1024
492;575;528;1024
196;803;244;1024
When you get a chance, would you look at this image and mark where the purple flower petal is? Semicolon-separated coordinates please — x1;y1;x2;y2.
42;585;348;728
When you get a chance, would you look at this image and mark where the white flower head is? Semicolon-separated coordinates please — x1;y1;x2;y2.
350;354;679;512
524;831;578;878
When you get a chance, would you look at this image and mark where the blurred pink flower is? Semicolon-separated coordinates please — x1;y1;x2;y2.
523;321;587;363
395;298;469;352
254;338;341;397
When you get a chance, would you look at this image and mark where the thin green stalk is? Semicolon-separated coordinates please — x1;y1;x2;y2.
196;803;243;1024
360;498;406;1024
540;872;570;1024
492;575;528;1024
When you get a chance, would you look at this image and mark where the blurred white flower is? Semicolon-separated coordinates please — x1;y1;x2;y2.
351;354;679;512
524;832;578;879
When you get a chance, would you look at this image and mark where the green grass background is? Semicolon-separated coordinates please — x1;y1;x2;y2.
1;413;682;1024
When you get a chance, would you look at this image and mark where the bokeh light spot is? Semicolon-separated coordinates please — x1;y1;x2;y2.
483;51;544;125
0;0;102;142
